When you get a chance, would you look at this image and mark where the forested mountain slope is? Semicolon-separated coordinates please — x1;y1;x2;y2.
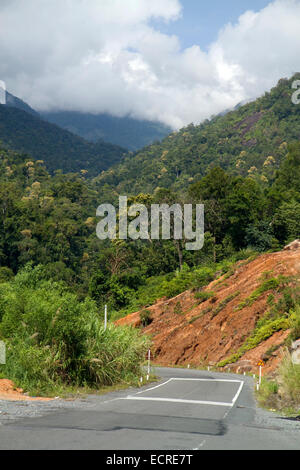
95;74;300;195
0;103;126;175
42;111;172;151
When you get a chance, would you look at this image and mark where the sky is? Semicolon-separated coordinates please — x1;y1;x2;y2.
0;0;299;129
151;0;272;50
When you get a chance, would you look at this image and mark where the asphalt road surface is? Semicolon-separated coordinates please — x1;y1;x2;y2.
0;367;300;450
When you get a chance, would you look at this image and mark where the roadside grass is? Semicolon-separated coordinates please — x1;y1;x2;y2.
0;372;159;400
256;356;300;415
256;378;280;410
252;304;300;415
0;265;151;397
279;357;300;407
0;323;152;398
48;372;159;400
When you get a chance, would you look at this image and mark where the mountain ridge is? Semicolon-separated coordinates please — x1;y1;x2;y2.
0;103;126;175
41;110;172;151
95;74;300;195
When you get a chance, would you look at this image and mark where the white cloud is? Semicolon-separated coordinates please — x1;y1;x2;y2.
0;0;300;129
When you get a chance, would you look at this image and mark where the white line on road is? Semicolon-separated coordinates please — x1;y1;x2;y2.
169;378;243;384
135;379;174;395
231;380;244;406
193;440;206;450
125;396;233;407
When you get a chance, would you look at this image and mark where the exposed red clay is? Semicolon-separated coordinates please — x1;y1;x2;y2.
117;247;300;376
0;379;53;401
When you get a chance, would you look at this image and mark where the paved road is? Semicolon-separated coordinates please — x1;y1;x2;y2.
0;367;300;450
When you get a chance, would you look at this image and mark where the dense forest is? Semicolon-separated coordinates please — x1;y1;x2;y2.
1;74;300;395
0;104;126;175
0;133;299;316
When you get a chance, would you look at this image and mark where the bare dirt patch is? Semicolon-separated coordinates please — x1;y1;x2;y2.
117;248;300;375
0;379;52;402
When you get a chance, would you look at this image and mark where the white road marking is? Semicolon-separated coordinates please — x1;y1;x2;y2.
101;397;124;405
193;440;206;450
169;378;242;384
125;396;234;407
231;380;244;406
125;377;245;409
135;379;173;395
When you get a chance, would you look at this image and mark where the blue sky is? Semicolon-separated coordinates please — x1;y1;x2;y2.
152;0;273;49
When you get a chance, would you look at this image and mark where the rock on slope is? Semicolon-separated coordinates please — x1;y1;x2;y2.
117;247;300;375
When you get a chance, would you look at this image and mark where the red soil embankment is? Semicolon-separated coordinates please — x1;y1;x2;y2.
117;248;300;376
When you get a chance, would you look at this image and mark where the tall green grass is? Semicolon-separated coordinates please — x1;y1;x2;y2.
0;265;150;396
279;356;300;407
256;305;300;413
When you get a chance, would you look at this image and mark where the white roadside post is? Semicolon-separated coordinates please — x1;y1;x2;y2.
256;360;264;391
0;341;5;365
259;366;262;386
104;305;108;331
147;349;151;381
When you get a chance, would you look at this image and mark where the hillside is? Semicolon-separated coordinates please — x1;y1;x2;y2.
96;74;300;195
0;103;126;175
117;246;300;376
5;91;39;117
41;111;172;151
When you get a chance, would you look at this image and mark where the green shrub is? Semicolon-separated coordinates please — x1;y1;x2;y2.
0;265;150;395
289;305;300;342
140;309;153;327
194;291;215;303
173;302;183;315
111;263;219;320
256;378;279;409
212;291;240;317
237;277;282;310
217;316;289;367
0;267;14;284
191;267;215;290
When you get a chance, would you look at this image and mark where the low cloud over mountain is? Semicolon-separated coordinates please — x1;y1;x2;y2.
1;0;300;128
